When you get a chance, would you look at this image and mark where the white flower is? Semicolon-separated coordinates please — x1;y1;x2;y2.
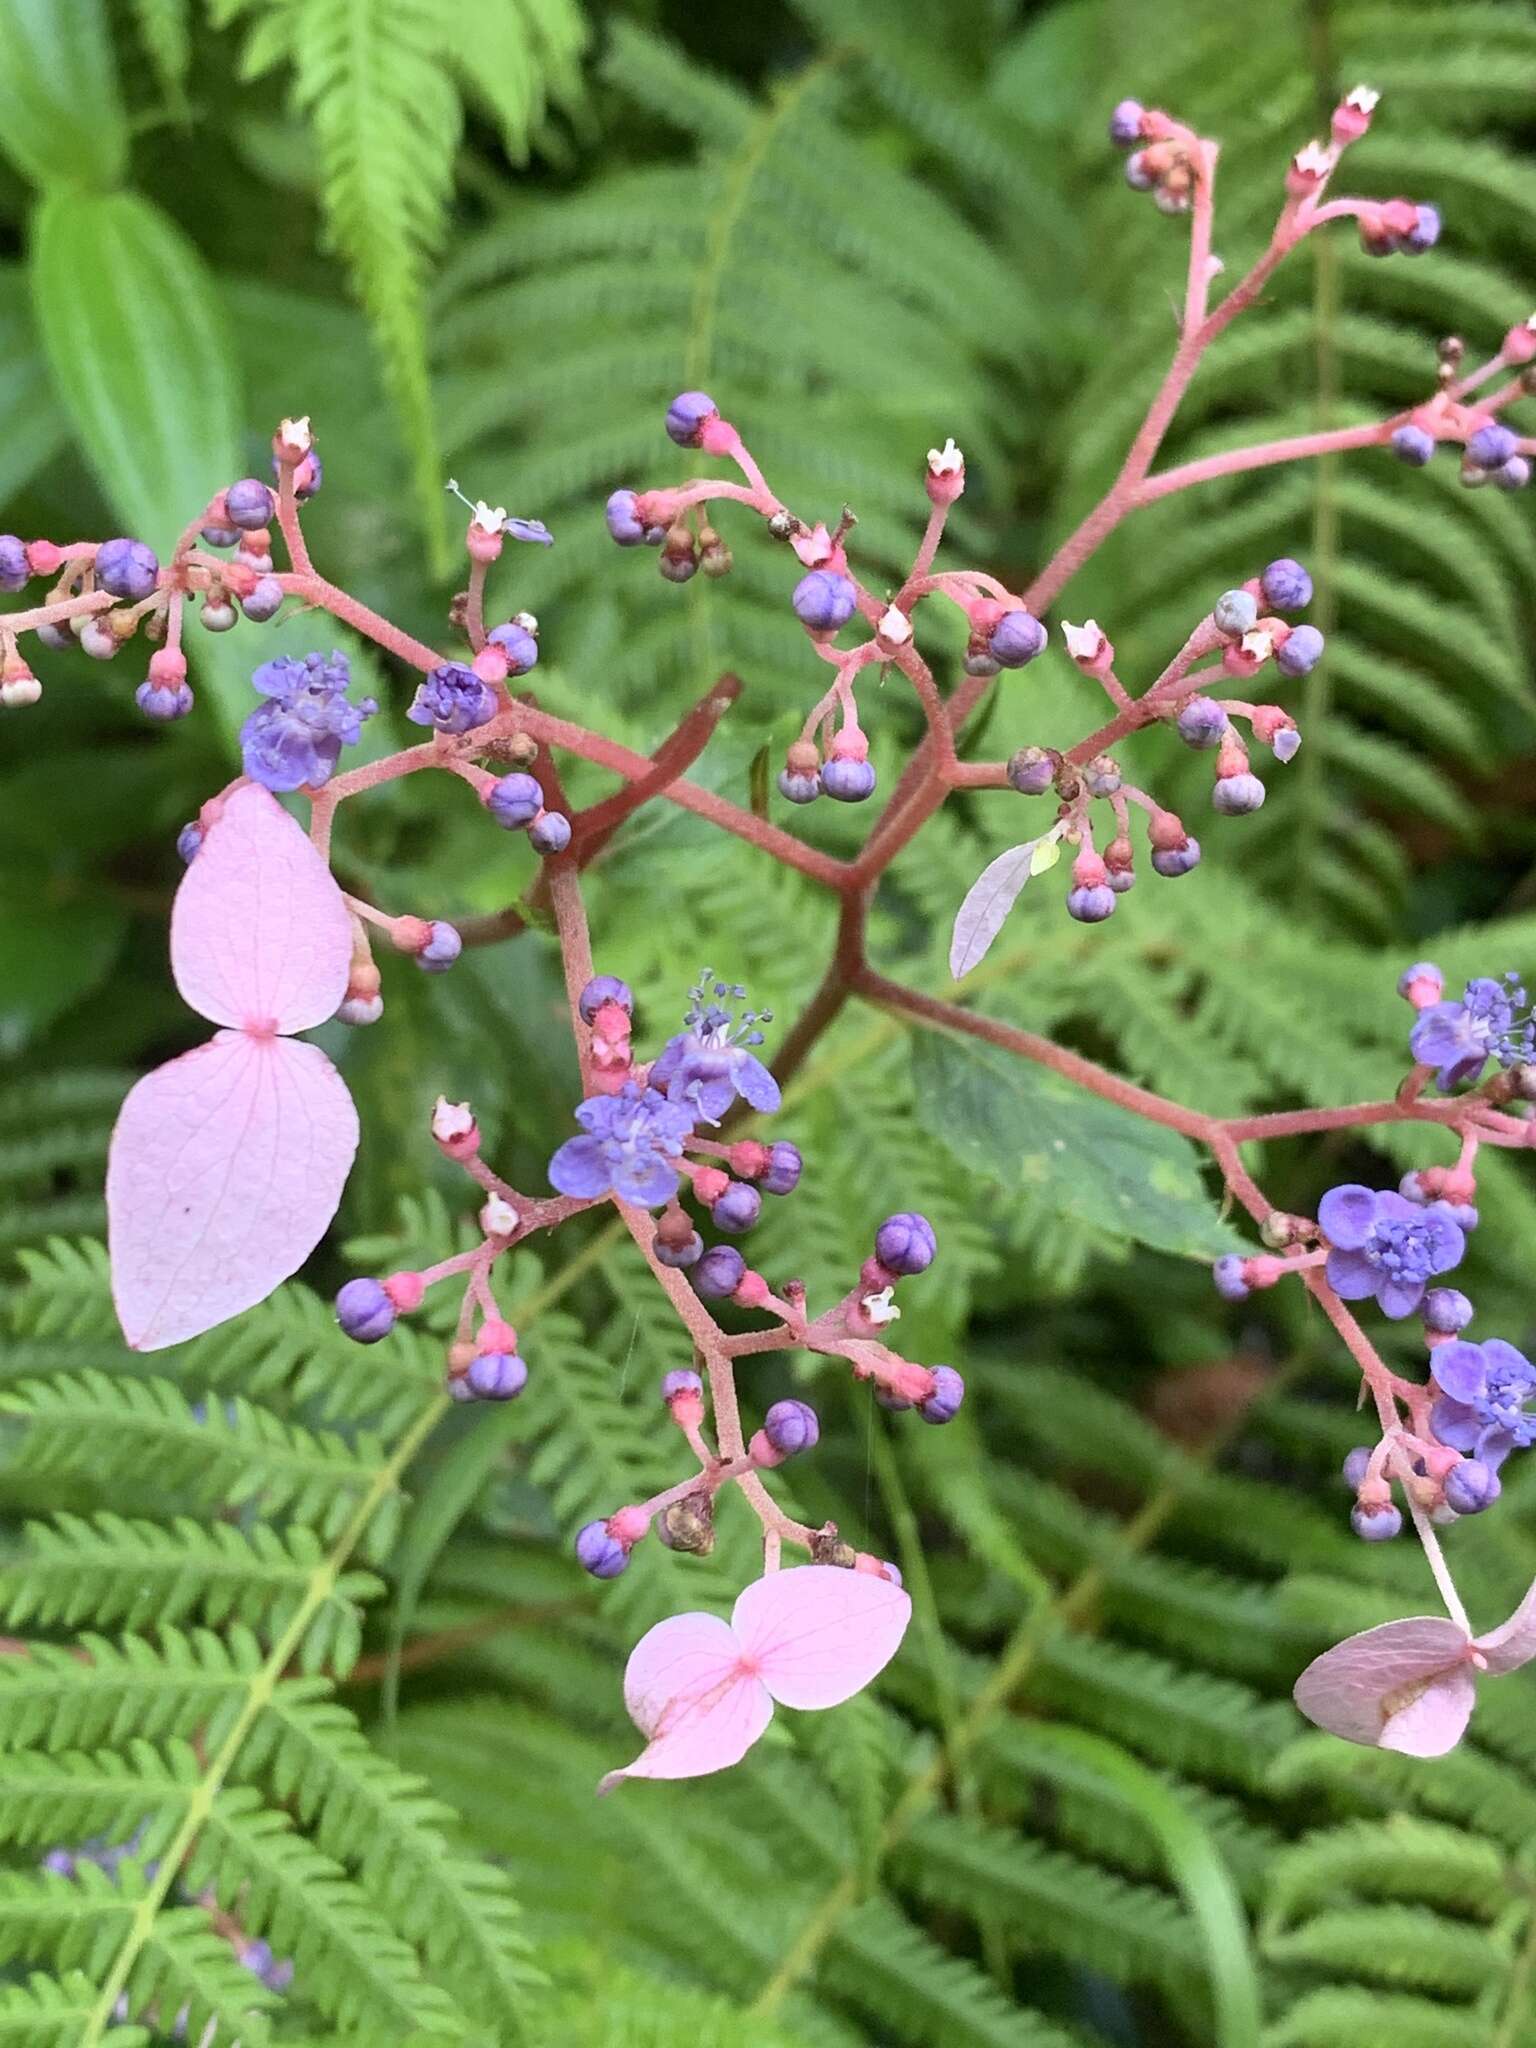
472;500;509;534
0;676;41;708
432;1096;475;1143
511;610;538;635
1293;141;1333;180
278;415;313;453
479;1193;518;1239
862;1287;901;1327
1345;85;1380;113
1062;619;1105;662
877;604;913;648
1241;628;1275;662
926;436;964;476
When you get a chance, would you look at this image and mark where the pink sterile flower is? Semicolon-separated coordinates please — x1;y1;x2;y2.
107;782;358;1350
597;1564;911;1793
1293;1577;1536;1758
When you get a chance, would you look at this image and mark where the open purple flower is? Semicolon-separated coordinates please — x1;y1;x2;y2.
1318;1183;1465;1318
1410;973;1534;1090
407;662;497;735
240;651;376;792
548;1082;695;1207
1431;1338;1536;1467
647;973;781;1124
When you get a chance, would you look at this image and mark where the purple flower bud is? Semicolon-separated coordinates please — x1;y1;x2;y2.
201;598;238;632
792;571;858;632
1424;1287;1474;1334
1108;99;1144;146
1260;558;1312;612
135;679;194;721
1351;1500;1402;1541
176;821;203;864
694;1245;747;1299
200;521;241;549
224;479;275;530
988;610;1047;668
336;1277;395;1343
661;1369;703;1402
711;1181;762;1233
575;1520;629;1579
1342;1446;1372;1489
241;575;284;622
1212;772;1266;815
875;1212;936;1275
1392;424;1435;466
466;1350;528;1400
764;1399;819;1457
1007;747;1054;795
654;1229;703;1269
1468;423;1517;470
1107;866;1136;894
763;1140;802;1196
1276;624;1324;678
415;920;462;974
919;1365;965;1425
580;975;633;1023
1124;150;1154;191
821;757;876;803
606;489;650;546
1271;725;1302;764
1151;838;1202;877
407;662;497;735
1067;884;1117;922
1494;456;1531;492
1398;204;1440;254
36;620;72;652
665;391;719;447
1176;697;1228;749
778;769;822;804
487;772;544;829
530;810;572;855
488;621;538;674
0;535;28;592
1398;960;1443;1001
1212;589;1258;637
1213;1254;1249;1301
1443;1459;1500;1515
95;538;159;603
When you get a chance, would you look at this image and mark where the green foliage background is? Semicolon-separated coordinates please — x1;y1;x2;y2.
1;1;1535;2043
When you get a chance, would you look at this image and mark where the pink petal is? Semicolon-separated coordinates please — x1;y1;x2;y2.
108;1032;358;1350
732;1565;912;1711
1293;1616;1471;1747
598;1611;771;1793
1379;1668;1476;1758
172;783;352;1034
1474;1574;1536;1674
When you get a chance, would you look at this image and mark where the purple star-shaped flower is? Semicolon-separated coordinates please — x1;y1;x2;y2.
548;1082;696;1207
1318;1182;1466;1319
407;662;498;736
1410;974;1535;1090
647;973;781;1124
239;650;376;793
1431;1337;1536;1468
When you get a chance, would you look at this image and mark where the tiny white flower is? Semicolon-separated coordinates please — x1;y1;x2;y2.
878;604;913;647
1062;619;1104;662
471;499;509;535
1293;141;1333;179
0;676;41;708
862;1287;901;1327
279;414;313;453
480;1193;518;1239
432;1096;475;1143
1345;85;1380;113
512;610;538;635
926;436;964;476
1241;628;1275;661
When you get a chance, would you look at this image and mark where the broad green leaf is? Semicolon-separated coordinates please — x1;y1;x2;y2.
0;0;127;189
0;901;125;1054
28;189;256;748
0;268;68;504
910;1031;1244;1260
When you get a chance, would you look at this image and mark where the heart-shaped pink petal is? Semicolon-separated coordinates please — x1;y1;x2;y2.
733;1565;912;1710
1293;1615;1471;1747
599;1611;771;1793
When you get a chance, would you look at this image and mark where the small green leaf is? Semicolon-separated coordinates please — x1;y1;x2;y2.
749;743;771;819
910;1031;1243;1260
0;0;127;189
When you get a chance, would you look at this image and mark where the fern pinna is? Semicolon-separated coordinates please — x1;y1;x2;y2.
4;16;1536;2048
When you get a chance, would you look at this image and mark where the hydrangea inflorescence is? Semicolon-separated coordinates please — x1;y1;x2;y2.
7;83;1534;1788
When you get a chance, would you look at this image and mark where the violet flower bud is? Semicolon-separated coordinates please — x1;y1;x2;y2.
487;772;544;830
1351;1500;1402;1541
1260;558;1312;612
711;1182;762;1234
529;811;572;855
693;1245;746;1299
575;1520;629;1579
763;1141;802;1196
336;1277;395;1343
665;390;719;447
1443;1459;1500;1515
224;478;276;530
95;538;160;602
414;921;462;974
821;758;876;803
875;1212;936;1275
792;571;857;632
919;1365;965;1425
764;1399;819;1458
